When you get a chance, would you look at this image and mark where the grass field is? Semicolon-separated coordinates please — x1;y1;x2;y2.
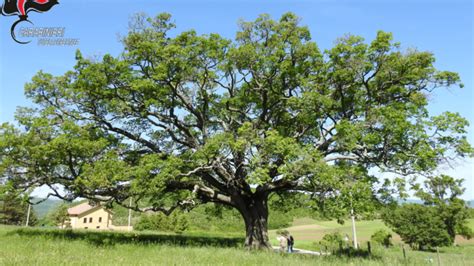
1;219;473;265
269;218;474;250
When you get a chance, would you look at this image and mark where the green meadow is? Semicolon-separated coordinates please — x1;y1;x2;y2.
1;219;473;265
270;218;474;250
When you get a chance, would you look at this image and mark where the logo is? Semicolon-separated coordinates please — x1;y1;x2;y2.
1;0;59;44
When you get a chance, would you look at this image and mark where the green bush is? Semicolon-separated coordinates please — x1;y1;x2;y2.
185;204;243;232
135;212;189;233
319;231;344;249
172;213;189;233
134;214;157;231
370;229;392;247
382;204;451;250
0;192;38;226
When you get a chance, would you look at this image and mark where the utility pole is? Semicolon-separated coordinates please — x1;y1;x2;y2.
25;204;31;227
350;192;358;249
128;197;132;231
350;208;358;249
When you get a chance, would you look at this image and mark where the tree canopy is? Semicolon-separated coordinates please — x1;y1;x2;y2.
383;204;452;250
0;187;37;226
0;12;472;248
414;175;473;242
46;203;70;228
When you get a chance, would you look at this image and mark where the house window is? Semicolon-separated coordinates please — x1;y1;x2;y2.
99;217;102;223
89;217;93;223
84;227;88;229
96;226;100;229
83;218;87;223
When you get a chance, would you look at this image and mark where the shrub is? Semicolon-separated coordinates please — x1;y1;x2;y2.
171;212;189;233
370;229;392;247
186;204;243;232
319;231;344;249
135;212;189;232
46;203;70;228
0;192;38;226
382;204;451;250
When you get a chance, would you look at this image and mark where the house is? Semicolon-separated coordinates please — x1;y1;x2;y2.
66;202;113;230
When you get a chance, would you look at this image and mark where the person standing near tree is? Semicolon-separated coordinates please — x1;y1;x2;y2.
277;234;287;253
287;233;294;253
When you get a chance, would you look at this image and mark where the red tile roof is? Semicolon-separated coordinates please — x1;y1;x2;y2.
67;202;98;216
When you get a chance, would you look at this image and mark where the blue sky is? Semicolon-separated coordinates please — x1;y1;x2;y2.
0;0;472;199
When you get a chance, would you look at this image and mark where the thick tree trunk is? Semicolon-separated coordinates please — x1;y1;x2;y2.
236;194;272;250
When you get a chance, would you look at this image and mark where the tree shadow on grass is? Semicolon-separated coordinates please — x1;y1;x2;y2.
8;228;244;248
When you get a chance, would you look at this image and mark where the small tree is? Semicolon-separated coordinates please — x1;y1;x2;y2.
47;203;70;228
382;204;451;250
0;191;37;226
371;229;392;247
415;175;473;242
134;215;154;231
320;231;344;249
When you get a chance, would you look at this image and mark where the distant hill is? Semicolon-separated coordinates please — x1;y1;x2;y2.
31;198;64;218
468;200;474;208
398;198;474;208
397;198;423;205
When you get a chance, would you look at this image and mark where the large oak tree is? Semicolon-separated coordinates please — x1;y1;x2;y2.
0;13;472;249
